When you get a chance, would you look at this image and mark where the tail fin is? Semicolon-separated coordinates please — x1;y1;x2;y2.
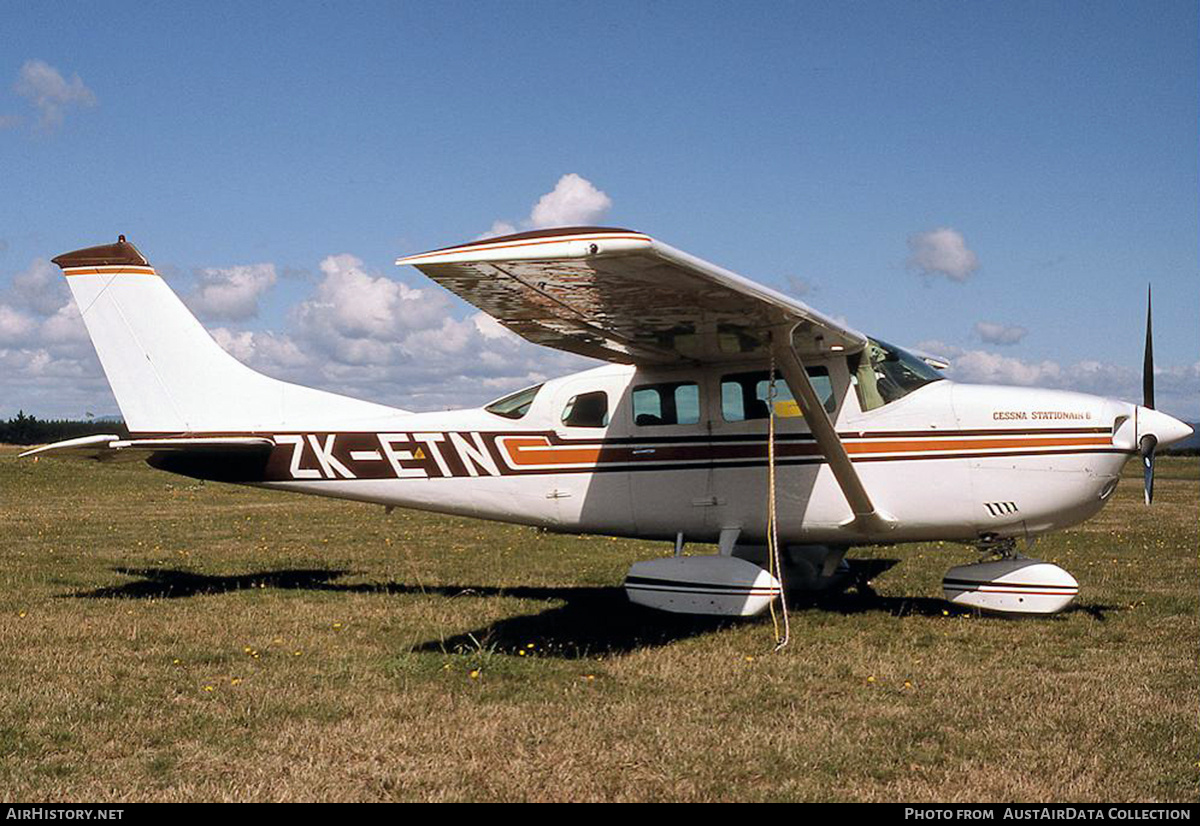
54;236;403;433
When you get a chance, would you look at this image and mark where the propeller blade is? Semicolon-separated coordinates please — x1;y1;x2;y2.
1141;436;1157;505
1143;285;1154;410
1140;285;1156;505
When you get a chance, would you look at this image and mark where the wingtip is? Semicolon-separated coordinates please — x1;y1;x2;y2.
395;226;649;267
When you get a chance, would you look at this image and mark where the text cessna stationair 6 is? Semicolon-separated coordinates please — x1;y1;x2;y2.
25;228;1191;617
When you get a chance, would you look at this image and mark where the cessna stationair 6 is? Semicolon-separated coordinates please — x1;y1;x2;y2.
24;228;1192;618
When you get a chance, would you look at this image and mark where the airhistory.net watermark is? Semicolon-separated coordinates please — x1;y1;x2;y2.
5;811;123;821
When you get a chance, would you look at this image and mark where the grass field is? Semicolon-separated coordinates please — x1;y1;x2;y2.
1;445;1196;802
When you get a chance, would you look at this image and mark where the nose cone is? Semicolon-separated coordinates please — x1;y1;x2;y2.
1139;407;1194;448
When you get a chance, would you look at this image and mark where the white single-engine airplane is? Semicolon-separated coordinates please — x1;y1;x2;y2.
23;228;1192;618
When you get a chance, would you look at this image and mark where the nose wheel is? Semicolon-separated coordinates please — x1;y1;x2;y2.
973;534;1020;560
942;536;1078;615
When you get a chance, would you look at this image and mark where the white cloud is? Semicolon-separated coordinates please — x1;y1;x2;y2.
197;253;593;410
472;311;517;341
783;275;812;297
0;304;36;345
974;320;1027;346
0;258;89;355
0;248;593;418
948;350;1062;386
210;327;308;369
292;253;447;350
906;227;979;282
914;339;962;359
9;258;68;316
4;242;1197;421
39;302;90;348
186;263;278;321
477;220;518;240
13;59;96;130
0;257;106;417
910;340;1198;417
482;173;613;238
529;173;613;228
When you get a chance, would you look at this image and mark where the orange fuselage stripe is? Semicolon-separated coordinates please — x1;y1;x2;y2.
503;437;603;465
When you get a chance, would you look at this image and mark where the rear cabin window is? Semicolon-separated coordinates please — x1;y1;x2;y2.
632;382;700;426
484;384;542;420
720;368;835;422
561;391;609;428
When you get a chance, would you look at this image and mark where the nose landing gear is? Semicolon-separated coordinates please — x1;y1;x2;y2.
942;537;1078;615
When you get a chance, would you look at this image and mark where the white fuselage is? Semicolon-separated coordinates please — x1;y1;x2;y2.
234;358;1140;548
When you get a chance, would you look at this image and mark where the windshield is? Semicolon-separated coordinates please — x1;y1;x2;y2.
851;339;943;411
484;384;542;419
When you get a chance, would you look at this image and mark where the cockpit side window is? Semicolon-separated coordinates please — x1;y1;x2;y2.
561;391;609;428
720;367;835;422
484;384;542;420
850;338;943;412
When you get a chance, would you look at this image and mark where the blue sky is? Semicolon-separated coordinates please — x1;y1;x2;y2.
1;1;1196;418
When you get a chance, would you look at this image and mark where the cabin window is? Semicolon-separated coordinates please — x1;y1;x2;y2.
720;367;835;422
849;338;943;412
484;384;542;419
561;391;609;428
632;382;700;426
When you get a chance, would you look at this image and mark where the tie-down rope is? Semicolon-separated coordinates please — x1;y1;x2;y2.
766;352;790;651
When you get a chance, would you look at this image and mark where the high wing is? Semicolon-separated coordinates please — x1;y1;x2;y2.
400;226;893;534
396;227;866;365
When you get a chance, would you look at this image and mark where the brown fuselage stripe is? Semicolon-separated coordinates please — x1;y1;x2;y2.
499;433;1110;467
404;232;651;261
126;426;1113;442
129;427;1128;483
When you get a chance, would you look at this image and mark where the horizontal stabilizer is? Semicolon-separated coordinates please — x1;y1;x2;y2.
21;435;274;462
19;434;124;460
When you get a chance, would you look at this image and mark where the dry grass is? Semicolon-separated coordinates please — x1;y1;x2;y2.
0;445;1195;801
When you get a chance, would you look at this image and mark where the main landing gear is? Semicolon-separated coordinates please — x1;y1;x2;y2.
622;531;858;617
622;531;1080;617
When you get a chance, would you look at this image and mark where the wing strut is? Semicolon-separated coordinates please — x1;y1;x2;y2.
770;329;896;536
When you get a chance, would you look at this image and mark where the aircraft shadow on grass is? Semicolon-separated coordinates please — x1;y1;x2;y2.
66;559;1115;658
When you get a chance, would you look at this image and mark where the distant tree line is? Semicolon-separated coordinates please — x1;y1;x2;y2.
0;411;129;445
